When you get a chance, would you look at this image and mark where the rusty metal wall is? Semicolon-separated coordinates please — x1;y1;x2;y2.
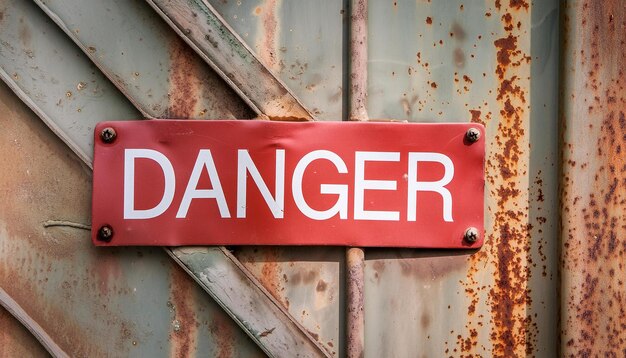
0;77;265;357
4;0;622;357
212;1;560;356
560;0;626;356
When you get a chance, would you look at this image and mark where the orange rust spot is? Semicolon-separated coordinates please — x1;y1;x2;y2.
168;39;199;118
425;16;432;25
494;35;518;78
256;0;279;71
469;110;484;125
509;0;529;10
316;280;328;292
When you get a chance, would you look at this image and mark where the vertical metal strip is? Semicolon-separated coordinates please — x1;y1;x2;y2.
346;247;365;358
560;1;626;356
349;0;369;122
346;1;368;357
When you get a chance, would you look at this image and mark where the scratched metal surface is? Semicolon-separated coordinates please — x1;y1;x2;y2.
560;1;626;356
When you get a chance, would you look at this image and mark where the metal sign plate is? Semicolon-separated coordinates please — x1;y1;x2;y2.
92;120;484;248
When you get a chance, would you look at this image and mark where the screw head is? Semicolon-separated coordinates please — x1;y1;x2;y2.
97;225;114;242
465;127;481;143
464;227;479;243
100;127;117;143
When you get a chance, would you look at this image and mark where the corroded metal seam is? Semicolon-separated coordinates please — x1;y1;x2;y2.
560;1;626;356
144;0;315;121
0;288;69;358
346;1;368;356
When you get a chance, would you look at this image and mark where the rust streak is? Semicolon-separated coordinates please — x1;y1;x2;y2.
256;0;280;72
168;39;199;118
209;309;235;358
169;266;199;357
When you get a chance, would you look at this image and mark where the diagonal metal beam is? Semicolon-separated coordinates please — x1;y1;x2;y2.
169;247;330;357
144;0;315;121
0;1;328;356
33;0;253;121
0;288;69;358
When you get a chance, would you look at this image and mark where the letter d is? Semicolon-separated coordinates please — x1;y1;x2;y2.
124;149;175;219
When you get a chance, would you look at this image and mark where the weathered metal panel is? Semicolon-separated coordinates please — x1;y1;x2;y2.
206;0;346;121
0;0;140;165
151;1;348;355
4;1;327;356
560;0;626;356
0;306;50;358
169;247;330;357
233;246;344;356
145;0;315;121
169;1;559;356
363;1;560;357
0;0;569;357
34;0;254;120
0;79;264;357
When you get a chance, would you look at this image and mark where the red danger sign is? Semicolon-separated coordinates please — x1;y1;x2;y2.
92;120;484;248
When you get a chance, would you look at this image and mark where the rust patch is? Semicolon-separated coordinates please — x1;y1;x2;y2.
426;17;433;25
169;266;198;357
256;0;280;72
509;0;529;11
456;3;534;356
420;313;431;328
209;309;235;358
252;247;290;308
469;109;485;126
316;280;328;292
168;39;199;118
